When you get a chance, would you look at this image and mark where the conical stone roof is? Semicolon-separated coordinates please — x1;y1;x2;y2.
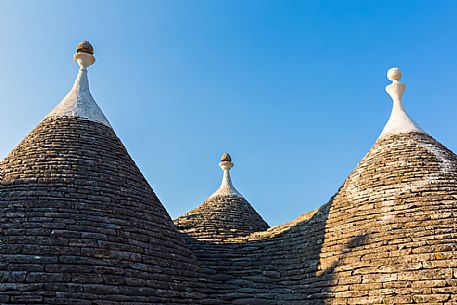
173;68;457;304
310;70;457;302
174;153;269;242
0;41;205;304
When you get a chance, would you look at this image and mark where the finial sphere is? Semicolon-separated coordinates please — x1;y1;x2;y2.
221;153;232;162
76;40;94;55
387;67;402;81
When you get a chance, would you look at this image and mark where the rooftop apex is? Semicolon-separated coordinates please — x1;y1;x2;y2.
209;152;243;198
378;67;423;138
45;40;111;127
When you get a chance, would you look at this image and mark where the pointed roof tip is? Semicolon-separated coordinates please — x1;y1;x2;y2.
378;67;424;139
174;152;269;240
209;152;243;199
45;40;112;128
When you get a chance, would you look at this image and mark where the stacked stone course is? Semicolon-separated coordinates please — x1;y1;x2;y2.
1;43;456;304
3;120;456;304
175;195;269;242
176;132;457;304
0;117;206;304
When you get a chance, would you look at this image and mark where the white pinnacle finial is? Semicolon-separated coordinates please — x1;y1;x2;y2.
209;153;243;199
378;67;423;138
45;40;112;127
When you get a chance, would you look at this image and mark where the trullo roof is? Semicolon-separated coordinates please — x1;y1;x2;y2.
0;41;205;304
174;153;269;242
172;68;457;304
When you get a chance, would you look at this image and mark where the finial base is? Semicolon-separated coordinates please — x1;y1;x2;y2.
74;52;95;68
220;161;234;171
378;67;423;138
385;82;406;102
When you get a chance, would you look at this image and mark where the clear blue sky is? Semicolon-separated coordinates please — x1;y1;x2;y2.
1;0;456;226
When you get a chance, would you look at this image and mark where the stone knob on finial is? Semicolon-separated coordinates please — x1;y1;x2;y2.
76;40;94;55
74;40;95;68
385;67;406;101
219;152;234;171
387;67;402;82
221;153;232;162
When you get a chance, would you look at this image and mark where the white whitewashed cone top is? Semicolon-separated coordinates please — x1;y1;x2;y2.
46;40;112;128
209;153;243;199
378;67;424;139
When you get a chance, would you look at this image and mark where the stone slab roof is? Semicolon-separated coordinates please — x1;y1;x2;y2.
175;195;269;242
178;132;457;304
0;41;206;304
0;117;206;304
175;153;269;242
173;68;457;303
2;41;457;305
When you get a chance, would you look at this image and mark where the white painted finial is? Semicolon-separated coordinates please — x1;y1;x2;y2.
379;67;423;138
209;153;243;199
45;40;112;127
